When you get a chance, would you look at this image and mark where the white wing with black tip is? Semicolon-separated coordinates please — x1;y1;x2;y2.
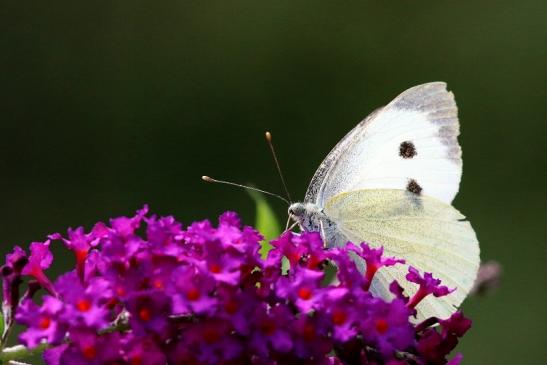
304;82;462;207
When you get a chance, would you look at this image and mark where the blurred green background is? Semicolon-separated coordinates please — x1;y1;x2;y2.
1;1;546;363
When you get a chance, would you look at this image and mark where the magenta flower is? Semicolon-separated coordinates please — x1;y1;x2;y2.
145;215;185;257
323;288;358;342
359;298;415;357
389;280;409;304
54;272;111;330
416;311;472;364
291;314;332;360
351;242;405;290
50;226;100;282
56;330;124;365
249;304;293;356
4;207;472;365
440;311;473;336
176;319;242;364
216;286;258;334
4;246;27;273
328;246;367;289
110;205;148;237
180;219;215;246
168;266;217;315
21;241;56;296
291;231;328;270
1;246;28;317
406;266;456;309
447;353;464;365
123;335;167;365
193;239;244;285
266;231;307;269
276;267;324;312
267;231;327;271
126;291;172;338
15;296;66;348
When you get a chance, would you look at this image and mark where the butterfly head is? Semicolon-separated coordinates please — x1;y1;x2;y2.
288;202;311;221
288;202;325;230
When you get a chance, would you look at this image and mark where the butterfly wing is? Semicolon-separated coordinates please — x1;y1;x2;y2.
305;82;462;207
324;189;480;321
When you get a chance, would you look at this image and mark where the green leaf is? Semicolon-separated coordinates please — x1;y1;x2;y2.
247;190;282;258
321;261;338;286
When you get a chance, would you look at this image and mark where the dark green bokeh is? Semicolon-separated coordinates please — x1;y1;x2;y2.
1;1;546;363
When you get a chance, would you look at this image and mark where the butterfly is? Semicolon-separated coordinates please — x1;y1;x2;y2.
288;82;480;321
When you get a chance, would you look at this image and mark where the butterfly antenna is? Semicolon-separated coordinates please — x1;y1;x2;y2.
265;131;293;203
201;176;290;204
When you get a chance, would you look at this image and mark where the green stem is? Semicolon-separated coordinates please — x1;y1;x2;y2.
0;343;48;363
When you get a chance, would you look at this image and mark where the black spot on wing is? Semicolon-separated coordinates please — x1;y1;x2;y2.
406;179;422;195
399;141;417;159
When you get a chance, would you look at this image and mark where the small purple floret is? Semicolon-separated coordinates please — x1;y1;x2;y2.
21;241;56;296
15;296;66;348
406;266;456;309
350;242;405;290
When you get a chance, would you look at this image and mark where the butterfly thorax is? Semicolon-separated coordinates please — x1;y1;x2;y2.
288;202;347;248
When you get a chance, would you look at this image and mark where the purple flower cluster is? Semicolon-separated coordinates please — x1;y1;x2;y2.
1;207;471;364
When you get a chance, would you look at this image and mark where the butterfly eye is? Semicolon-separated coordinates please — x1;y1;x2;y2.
288;205;304;217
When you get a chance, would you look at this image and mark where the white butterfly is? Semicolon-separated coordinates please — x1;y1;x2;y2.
289;82;480;321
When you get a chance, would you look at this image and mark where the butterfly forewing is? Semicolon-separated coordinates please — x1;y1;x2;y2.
305;82;462;207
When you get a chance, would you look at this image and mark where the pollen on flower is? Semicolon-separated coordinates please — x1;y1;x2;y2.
186;287;201;301
152;279;164;289
76;299;92;312
288;252;300;264
365;262;379;282
129;355;143;365
81;345;97;359
74;249;88;263
224;300;238;314
297;287;313;300
115;286;126;297
38;316;51;329
209;263;222;273
375;318;389;334
138;308;152;322
332;309;348;326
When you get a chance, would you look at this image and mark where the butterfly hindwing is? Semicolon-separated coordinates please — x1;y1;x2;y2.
305;82;462;207
324;189;480;321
